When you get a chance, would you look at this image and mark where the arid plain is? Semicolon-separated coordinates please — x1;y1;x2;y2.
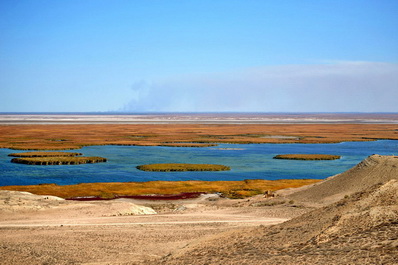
0;114;397;264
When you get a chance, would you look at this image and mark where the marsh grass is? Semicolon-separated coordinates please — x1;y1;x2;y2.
1;124;397;150
8;151;82;157
273;154;341;160
159;143;218;147
0;179;321;199
136;163;231;172
11;156;107;165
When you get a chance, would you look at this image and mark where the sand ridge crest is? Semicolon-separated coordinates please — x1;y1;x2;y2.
161;179;398;264
286;154;398;205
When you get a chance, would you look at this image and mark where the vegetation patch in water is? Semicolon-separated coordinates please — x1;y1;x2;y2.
8;151;82;157
273;154;341;160
136;163;230;172
11;156;107;165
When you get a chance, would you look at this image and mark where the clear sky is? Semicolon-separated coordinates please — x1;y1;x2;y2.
1;0;397;112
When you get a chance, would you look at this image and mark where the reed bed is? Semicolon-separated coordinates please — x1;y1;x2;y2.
1;124;397;150
159;143;218;147
273;154;341;160
136;163;231;172
11;156;107;165
8;151;82;157
0;179;321;199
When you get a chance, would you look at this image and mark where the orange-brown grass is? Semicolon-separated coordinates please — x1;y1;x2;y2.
273;154;341;160
11;156;107;165
0;179;321;199
159;143;218;147
8;151;82;157
0;124;397;150
136;163;230;172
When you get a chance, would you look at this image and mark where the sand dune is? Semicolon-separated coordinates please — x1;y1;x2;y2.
287;154;398;205
161;175;398;264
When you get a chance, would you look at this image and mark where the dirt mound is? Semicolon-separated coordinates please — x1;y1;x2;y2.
0;190;64;212
0;190;156;216
160;179;398;264
287;154;398;205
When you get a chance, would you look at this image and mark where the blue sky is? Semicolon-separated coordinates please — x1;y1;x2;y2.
1;0;397;112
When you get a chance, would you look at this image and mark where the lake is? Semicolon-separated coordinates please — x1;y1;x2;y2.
0;140;396;186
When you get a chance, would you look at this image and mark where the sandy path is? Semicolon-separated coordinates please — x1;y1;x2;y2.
0;212;287;227
0;218;287;227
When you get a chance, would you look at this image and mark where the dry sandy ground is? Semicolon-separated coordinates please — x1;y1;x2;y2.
163;180;398;265
1;155;397;264
0;192;306;265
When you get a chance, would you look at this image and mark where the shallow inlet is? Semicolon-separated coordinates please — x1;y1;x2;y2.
0;140;397;186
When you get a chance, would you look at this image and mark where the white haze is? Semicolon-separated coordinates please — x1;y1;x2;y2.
122;62;398;112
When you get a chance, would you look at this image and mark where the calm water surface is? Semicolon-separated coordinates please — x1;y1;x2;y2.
0;140;397;186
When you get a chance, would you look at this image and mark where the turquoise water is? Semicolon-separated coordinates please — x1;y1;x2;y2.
0;140;397;186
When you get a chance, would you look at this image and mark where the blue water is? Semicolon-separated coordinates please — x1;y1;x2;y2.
0;140;397;186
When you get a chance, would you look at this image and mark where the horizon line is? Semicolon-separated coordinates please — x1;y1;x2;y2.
1;111;398;115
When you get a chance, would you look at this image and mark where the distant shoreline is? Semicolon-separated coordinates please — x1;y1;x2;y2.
1;113;398;124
